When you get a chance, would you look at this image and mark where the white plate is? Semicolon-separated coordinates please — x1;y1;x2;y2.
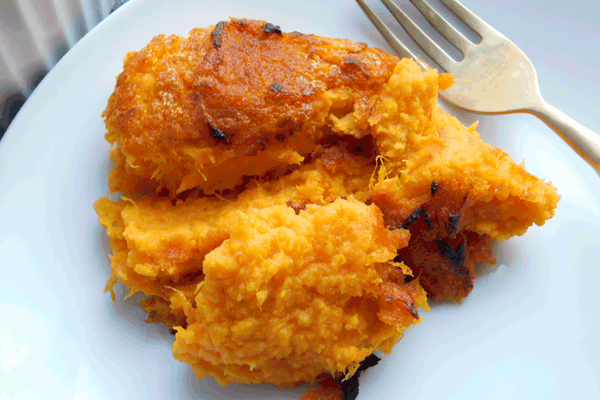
1;0;599;398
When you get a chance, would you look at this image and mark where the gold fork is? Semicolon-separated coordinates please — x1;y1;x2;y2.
356;0;600;172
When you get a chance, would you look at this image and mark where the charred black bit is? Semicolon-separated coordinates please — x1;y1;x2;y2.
431;181;438;196
211;21;225;37
208;122;229;143
404;274;415;283
353;145;363;153
341;372;360;400
340;354;381;400
211;21;225;49
448;214;460;234
403;206;424;228
340;196;347;200
358;354;381;372
264;22;282;34
424;213;433;229
405;302;419;319
270;82;282;92
436;240;467;272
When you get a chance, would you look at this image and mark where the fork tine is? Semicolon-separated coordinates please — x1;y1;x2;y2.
380;0;456;71
355;0;420;62
410;0;473;53
439;0;499;38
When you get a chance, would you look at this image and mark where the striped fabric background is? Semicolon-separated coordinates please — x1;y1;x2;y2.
0;0;128;140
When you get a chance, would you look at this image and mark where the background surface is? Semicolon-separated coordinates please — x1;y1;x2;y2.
0;0;122;138
0;0;599;399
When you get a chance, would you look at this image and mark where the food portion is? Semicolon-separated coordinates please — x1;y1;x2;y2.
95;18;560;391
96;181;428;387
103;17;399;196
95;149;373;303
96;151;430;387
173;198;427;386
369;107;559;300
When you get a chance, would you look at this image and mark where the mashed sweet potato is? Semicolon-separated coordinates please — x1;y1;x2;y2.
95;18;559;391
173;199;427;386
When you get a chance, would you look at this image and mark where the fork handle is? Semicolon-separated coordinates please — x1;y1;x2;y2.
531;101;600;174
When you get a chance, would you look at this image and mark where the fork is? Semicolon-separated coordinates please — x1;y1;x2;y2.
356;0;600;173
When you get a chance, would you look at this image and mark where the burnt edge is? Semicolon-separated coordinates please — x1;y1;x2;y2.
403;206;424;228
208;122;229;143
436;240;467;275
340;354;382;400
264;22;282;34
448;214;460;235
423;213;433;229
430;181;438;196
211;21;225;48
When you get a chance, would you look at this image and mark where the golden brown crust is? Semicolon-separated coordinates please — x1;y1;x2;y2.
103;18;399;195
191;19;390;148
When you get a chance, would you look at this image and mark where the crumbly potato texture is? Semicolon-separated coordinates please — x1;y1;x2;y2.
174;199;427;386
95;18;559;389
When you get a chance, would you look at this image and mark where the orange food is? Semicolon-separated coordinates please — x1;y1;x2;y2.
95;155;428;386
103;17;399;196
172;199;427;386
95;18;559;390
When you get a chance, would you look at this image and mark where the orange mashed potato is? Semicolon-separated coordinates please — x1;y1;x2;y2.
95;18;559;390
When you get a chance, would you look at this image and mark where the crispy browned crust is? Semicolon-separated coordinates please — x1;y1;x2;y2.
103;18;399;195
373;180;496;301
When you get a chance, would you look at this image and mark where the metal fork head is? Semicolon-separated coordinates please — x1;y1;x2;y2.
356;0;543;114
